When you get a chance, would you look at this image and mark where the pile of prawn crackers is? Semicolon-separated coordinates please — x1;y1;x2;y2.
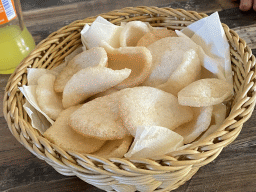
23;16;233;159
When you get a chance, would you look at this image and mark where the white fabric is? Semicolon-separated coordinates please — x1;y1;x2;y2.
176;12;232;85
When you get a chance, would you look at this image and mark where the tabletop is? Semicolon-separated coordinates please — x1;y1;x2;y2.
1;0;256;191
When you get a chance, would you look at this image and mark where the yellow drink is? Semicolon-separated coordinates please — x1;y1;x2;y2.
0;25;35;74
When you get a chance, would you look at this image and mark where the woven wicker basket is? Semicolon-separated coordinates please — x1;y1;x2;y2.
3;6;256;192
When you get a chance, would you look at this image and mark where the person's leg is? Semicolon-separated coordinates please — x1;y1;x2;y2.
239;0;253;11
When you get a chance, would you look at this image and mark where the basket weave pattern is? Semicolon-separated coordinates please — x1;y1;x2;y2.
3;6;256;192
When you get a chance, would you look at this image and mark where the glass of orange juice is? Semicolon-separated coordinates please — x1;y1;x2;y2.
0;0;35;74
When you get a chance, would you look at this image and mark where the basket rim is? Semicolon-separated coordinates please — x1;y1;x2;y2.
3;6;256;188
